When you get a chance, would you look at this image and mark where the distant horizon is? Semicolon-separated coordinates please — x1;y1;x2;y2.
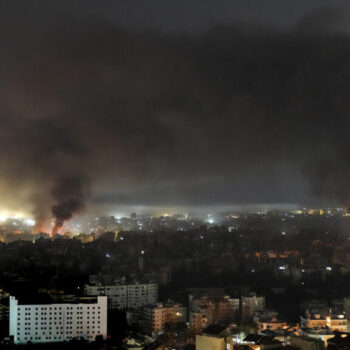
0;1;349;228
96;201;347;217
0;201;347;221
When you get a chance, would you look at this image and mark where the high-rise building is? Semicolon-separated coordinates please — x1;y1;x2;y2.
9;295;107;344
84;282;158;310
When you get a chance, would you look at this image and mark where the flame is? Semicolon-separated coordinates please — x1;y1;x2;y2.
51;224;63;237
33;222;50;235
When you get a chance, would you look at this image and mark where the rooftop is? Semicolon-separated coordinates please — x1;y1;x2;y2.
244;334;281;345
201;325;229;337
11;295;102;305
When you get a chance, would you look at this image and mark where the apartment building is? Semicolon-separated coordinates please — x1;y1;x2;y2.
143;302;186;333
84;282;158;310
9;295;107;344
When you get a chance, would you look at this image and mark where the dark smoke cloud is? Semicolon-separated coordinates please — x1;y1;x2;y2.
0;2;349;224
51;177;89;234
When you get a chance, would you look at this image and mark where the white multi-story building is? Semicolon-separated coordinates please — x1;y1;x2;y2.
9;295;107;344
84;282;158;310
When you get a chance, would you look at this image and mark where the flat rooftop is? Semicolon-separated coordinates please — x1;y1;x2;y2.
12;295;101;305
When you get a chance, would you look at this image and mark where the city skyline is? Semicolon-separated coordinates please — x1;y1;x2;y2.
1;1;350;348
0;1;349;228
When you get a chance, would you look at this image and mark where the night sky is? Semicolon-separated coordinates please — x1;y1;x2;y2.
0;1;349;221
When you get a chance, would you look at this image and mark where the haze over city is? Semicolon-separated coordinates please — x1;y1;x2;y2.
0;0;349;232
0;1;350;349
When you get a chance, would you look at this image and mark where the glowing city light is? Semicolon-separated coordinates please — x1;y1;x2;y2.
25;218;36;226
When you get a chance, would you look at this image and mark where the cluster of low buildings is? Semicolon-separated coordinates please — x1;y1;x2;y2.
1;214;350;349
195;328;350;350
4;283;265;344
188;290;264;332
6;282;350;350
188;294;350;350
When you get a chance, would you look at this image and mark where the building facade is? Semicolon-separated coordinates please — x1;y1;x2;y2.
241;293;266;322
300;300;348;332
84;282;158;310
143;302;186;333
189;295;239;331
9;295;107;344
300;314;348;332
196;325;234;350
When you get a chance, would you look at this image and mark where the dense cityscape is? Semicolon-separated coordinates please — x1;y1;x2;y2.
1;0;350;349
0;209;349;349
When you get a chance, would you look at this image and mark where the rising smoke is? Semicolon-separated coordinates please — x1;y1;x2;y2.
0;3;349;229
50;177;89;235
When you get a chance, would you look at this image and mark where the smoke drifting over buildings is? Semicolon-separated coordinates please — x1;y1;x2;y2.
50;177;89;235
0;2;349;223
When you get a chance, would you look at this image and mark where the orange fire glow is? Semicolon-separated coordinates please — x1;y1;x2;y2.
51;224;63;237
33;222;50;235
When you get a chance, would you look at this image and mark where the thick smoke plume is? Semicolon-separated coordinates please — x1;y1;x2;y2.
50;177;89;236
0;2;349;223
